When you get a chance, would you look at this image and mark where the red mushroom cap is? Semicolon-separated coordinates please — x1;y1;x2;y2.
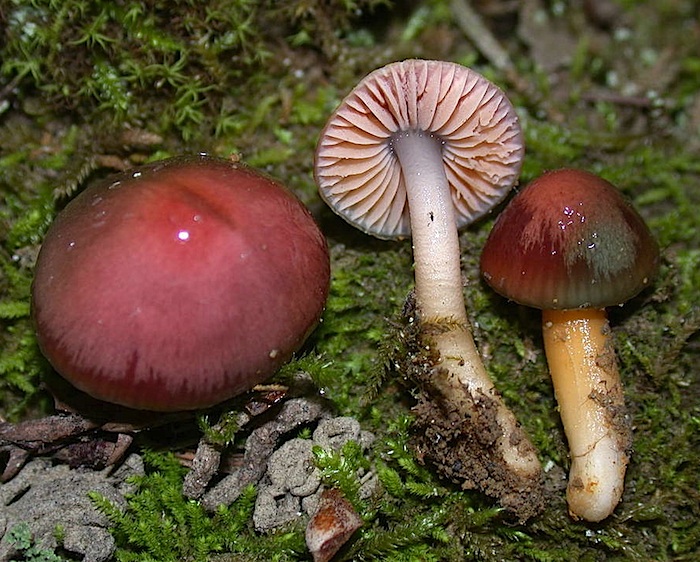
480;169;659;310
32;155;330;411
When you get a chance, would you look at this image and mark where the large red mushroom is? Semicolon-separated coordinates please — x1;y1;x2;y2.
32;155;330;412
480;168;659;521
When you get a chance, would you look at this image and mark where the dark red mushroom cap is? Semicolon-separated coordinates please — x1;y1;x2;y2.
32;155;330;411
480;168;659;310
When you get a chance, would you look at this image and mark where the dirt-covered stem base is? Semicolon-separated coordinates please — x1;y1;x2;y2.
393;131;543;516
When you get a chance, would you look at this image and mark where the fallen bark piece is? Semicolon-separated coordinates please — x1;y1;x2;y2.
306;488;363;562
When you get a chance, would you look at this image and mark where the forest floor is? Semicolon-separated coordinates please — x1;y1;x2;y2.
1;1;699;561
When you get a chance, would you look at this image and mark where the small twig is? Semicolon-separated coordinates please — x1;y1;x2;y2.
0;72;26;105
580;90;655;108
0;415;100;481
0;415;99;450
450;0;515;74
449;0;561;120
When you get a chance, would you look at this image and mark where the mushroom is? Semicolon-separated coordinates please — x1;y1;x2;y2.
32;155;330;412
315;60;542;492
480;168;659;521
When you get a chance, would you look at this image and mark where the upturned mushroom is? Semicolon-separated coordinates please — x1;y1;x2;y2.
480;168;659;521
315;59;542;499
32;155;330;412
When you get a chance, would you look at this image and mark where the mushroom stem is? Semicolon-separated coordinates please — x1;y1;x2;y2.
393;130;541;480
392;131;466;321
542;308;631;522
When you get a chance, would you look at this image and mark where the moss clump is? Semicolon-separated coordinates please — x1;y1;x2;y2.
2;0;264;140
287;241;413;416
5;522;67;562
90;450;308;562
0;0;385;142
0;150;60;419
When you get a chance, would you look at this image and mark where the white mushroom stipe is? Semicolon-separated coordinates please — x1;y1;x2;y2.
315;60;542;499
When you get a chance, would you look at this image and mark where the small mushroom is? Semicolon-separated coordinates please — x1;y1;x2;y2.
315;60;541;488
32;155;330;412
480;168;659;521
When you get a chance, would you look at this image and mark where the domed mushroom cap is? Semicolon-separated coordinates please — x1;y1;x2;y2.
480;169;659;310
32;155;330;411
314;59;524;239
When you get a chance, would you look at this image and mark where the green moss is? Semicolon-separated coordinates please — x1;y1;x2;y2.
0;176;57;418
0;0;384;143
290;242;413;415
5;522;67;562
313;440;372;510
1;0;267;141
90;451;296;562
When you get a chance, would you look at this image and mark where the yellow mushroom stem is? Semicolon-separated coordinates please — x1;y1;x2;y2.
542;307;631;522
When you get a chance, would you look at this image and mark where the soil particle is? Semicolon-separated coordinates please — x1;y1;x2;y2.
0;453;144;562
201;397;330;511
252;416;375;533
